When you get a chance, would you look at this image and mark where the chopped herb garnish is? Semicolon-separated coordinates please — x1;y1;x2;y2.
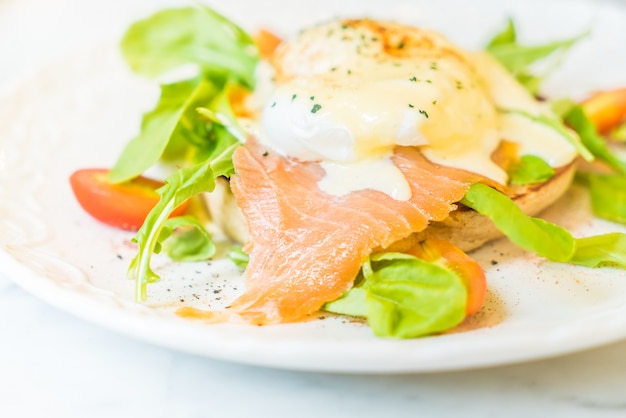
310;96;315;100
456;80;464;89
426;79;432;83
291;94;297;101
430;61;438;70
262;151;269;157
311;104;322;113
330;67;337;72
271;102;277;108
409;76;418;82
347;69;352;75
432;100;438;105
419;109;429;118
397;40;405;49
408;104;415;108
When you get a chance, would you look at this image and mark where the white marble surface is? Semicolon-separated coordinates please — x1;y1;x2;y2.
3;1;626;417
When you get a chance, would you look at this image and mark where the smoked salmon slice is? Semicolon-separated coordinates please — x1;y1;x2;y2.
202;137;486;325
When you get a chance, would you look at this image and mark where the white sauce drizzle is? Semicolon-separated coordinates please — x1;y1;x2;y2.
318;157;412;201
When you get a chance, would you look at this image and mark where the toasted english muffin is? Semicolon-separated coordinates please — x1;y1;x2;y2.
204;160;577;253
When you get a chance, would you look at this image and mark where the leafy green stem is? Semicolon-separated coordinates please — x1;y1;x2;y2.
134;199;177;301
128;141;240;301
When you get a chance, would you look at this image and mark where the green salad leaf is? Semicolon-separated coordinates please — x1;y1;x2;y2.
227;246;250;270
578;172;626;224
324;253;467;338
502;108;593;161
486;18;516;49
114;6;258;299
508;155;555;185
121;6;258;88
128;143;238;301
462;183;626;270
487;32;585;74
565;105;626;175
113;7;626;335
196;82;249;144
109;79;218;183
486;19;588;94
110;6;259;183
572;234;626;268
159;216;216;261
461;183;576;262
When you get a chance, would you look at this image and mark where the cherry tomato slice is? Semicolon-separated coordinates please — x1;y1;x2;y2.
406;239;487;316
69;168;188;231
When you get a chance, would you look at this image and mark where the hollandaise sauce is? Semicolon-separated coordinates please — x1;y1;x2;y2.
257;19;578;199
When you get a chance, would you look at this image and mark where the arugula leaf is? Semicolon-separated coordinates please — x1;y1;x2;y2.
514;72;543;96
159;216;216;261
551;97;577;118
487;23;587;74
486;19;588;93
565;105;626;174
121;6;259;88
109;79;218;183
110;78;246;184
110;6;259;183
128;143;239;301
486;18;516;49
461;183;576;262
508;155;555;185
196;82;249;144
227;246;250;270
325;253;467;338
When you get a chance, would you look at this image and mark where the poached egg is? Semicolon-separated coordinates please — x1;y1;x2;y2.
251;19;578;200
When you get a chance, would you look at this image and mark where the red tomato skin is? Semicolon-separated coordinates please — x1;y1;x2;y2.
69;169;188;231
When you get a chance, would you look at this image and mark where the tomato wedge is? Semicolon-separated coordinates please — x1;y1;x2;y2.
406;239;487;316
69;168;188;231
254;29;282;59
581;87;626;134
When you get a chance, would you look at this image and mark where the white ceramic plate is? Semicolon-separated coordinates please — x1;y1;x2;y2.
2;0;626;373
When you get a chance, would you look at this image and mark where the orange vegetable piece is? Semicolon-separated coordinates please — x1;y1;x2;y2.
406;239;487;316
581;87;626;134
70;168;188;231
254;29;282;59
